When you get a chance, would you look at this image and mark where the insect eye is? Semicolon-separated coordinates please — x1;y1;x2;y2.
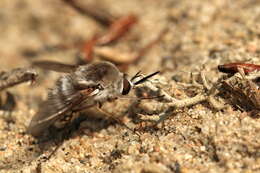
122;77;131;95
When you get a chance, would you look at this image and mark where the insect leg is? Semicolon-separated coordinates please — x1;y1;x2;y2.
95;105;140;137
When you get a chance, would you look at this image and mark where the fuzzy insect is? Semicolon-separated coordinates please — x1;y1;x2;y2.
27;61;159;137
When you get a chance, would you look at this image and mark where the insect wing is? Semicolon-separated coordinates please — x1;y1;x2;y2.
32;60;78;73
27;87;96;137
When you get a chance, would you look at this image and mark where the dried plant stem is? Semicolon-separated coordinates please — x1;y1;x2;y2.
167;94;207;108
0;68;37;91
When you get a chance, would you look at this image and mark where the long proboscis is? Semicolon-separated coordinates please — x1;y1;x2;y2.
133;71;160;85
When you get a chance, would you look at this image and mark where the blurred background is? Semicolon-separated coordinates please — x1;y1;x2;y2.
1;0;259;108
0;0;259;172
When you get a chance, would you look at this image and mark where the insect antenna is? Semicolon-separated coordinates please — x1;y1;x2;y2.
130;71;142;82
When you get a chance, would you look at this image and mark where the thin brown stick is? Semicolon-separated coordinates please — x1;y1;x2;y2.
97;15;138;45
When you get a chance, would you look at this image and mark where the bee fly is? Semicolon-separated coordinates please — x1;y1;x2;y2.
27;61;159;137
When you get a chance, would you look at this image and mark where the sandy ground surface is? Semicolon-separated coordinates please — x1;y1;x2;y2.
0;0;259;172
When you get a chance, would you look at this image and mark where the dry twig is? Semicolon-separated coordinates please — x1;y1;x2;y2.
133;68;260;124
0;68;37;91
